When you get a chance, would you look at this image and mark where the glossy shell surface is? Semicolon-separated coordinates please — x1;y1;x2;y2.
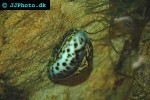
48;29;93;80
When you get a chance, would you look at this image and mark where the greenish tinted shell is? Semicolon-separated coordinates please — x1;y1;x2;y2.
48;29;93;80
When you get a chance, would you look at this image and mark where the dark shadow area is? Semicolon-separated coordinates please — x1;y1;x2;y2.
50;66;93;86
114;19;148;77
0;83;27;100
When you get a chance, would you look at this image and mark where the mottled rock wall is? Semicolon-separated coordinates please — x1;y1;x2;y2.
129;22;150;100
1;0;149;100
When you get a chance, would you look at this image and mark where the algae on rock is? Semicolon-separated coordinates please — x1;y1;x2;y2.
0;0;150;100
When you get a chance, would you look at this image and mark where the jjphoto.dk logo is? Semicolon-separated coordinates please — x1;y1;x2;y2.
9;3;46;8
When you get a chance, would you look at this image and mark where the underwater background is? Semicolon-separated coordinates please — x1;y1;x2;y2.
0;0;150;100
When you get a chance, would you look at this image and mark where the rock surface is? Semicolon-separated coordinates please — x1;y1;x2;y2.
0;0;149;100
